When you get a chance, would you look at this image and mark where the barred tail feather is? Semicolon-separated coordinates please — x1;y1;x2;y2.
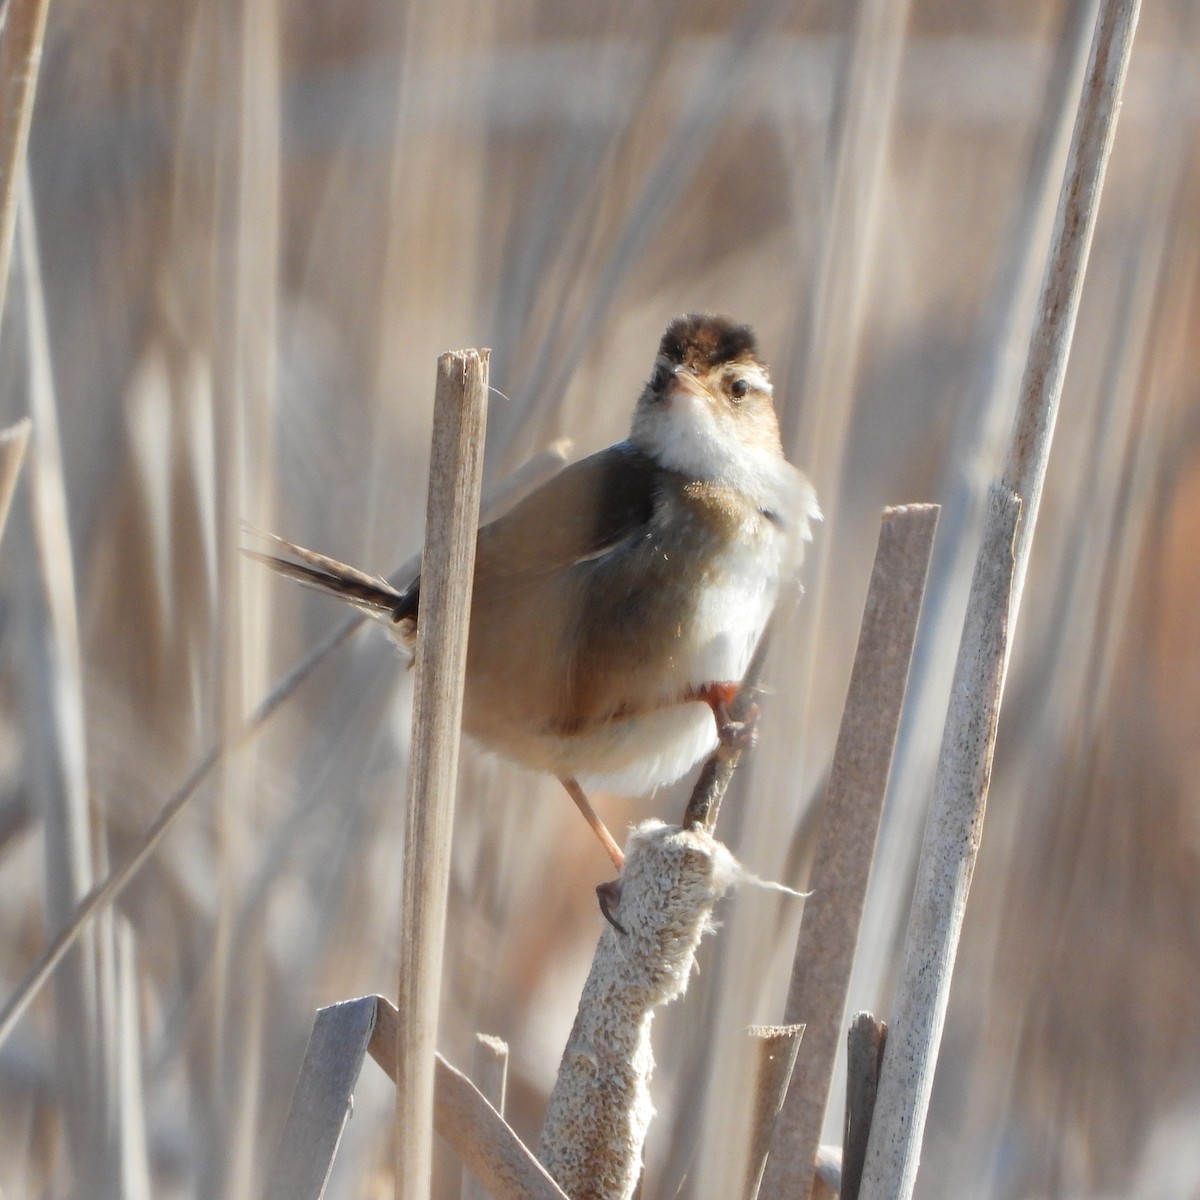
244;530;414;621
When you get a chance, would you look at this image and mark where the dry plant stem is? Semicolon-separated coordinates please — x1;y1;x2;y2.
859;3;1140;1196
14;181;122;1185
436;1057;563;1200
0;437;563;1053
859;0;1103;1007
396;349;490;1200
841;1015;886;1200
0;0;51;320
744;1025;805;1200
462;1035;510;1200
781;0;912;819
267;997;562;1200
264;997;380;1200
857;486;1020;1200
1000;0;1142;629
0;416;30;544
760;505;938;1200
539;822;734;1200
370;999;569;1200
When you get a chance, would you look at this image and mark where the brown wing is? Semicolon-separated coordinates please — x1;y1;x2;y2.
398;441;659;621
472;441;659;583
458;443;664;742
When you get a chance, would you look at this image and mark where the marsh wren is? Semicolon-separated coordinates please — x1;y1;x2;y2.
253;314;818;868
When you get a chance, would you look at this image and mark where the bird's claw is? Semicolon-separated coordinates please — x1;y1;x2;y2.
717;700;760;752
596;879;626;934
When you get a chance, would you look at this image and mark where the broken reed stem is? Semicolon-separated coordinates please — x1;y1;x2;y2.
0;0;51;323
462;1035;510;1200
859;5;1140;1198
395;349;489;1200
370;1000;568;1200
0;417;31;544
856;487;1019;1200
760;505;937;1200
841;1014;886;1200
744;1025;805;1200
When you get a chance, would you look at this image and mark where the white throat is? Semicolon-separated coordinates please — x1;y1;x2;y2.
632;393;791;510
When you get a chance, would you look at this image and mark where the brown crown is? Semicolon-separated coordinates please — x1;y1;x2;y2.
657;314;762;373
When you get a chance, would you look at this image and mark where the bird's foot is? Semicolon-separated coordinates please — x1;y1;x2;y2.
693;681;760;751
717;707;760;752
596;880;626;934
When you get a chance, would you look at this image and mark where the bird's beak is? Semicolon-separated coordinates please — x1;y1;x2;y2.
666;367;712;402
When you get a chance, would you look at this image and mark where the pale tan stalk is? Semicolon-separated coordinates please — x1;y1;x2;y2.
760;506;937;1200
394;349;489;1200
859;4;1142;1196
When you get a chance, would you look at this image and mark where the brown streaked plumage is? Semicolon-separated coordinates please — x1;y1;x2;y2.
251;314;819;868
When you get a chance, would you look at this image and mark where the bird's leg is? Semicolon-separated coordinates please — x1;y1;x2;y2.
689;681;761;749
561;777;625;870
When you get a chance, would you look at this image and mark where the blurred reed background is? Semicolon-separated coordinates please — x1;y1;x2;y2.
0;0;1197;1196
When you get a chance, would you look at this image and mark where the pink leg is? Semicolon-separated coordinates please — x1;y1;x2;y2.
561;777;625;870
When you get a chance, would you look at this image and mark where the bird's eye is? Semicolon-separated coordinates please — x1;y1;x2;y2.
730;378;750;400
650;365;669;392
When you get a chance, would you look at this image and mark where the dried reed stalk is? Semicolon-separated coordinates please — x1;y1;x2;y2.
857;0;1104;999
265;997;382;1200
537;519;866;1200
682;621;774;835
857;486;1019;1199
395;349;489;1200
760;505;937;1200
501;553;770;1199
0;0;51;320
462;1035;510;1200
858;4;1141;1197
11;172;125;1188
841;1014;885;1200
1001;0;1143;617
744;1024;805;1200
370;998;569;1200
0;417;31;544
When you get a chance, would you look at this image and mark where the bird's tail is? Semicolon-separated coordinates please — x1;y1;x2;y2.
244;529;414;622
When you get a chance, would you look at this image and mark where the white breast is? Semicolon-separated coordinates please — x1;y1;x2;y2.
472;467;819;797
683;526;785;686
568;513;794;794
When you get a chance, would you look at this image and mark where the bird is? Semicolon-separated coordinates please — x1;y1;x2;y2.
250;314;818;870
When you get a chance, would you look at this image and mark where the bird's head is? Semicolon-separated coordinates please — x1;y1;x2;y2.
630;314;787;501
